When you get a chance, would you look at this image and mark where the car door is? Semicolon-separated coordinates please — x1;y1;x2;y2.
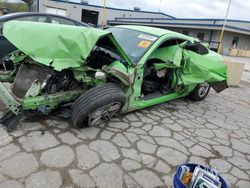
0;15;48;60
128;37;189;111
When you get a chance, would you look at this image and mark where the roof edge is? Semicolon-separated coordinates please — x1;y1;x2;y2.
108;20;250;34
114;17;250;23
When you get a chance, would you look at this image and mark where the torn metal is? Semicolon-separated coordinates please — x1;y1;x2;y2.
0;21;228;131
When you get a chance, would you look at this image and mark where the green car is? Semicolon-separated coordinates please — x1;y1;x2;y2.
0;21;228;131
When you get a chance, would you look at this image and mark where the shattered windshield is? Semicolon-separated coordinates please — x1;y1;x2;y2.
107;27;158;64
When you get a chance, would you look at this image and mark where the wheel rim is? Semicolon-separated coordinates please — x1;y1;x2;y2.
198;83;210;97
88;102;121;127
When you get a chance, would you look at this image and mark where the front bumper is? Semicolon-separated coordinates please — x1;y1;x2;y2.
0;81;84;114
0;81;84;132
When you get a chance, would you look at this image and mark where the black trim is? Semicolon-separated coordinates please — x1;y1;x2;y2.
0;12;90;27
210;80;228;93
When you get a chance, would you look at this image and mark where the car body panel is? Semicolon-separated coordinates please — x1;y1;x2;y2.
0;12;89;61
113;30;227;110
0;23;228;120
3;21;132;70
181;49;227;85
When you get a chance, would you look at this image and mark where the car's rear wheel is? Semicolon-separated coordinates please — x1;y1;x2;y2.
188;83;210;101
71;83;126;128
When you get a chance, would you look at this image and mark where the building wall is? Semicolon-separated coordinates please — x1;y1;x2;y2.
155;27;250;54
221;31;250;53
155;27;220;49
38;0;250;54
39;0;172;26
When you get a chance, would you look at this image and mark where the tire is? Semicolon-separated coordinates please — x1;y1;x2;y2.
71;83;126;128
188;83;210;101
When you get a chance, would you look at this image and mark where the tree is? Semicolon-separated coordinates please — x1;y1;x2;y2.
0;1;28;13
21;0;34;11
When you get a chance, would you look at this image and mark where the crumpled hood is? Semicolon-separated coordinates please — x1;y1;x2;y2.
3;21;131;71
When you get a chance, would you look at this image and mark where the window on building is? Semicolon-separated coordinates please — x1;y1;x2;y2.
182;30;189;36
232;37;239;47
197;33;205;41
81;9;99;26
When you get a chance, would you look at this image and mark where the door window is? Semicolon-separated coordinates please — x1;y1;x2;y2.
15;16;47;23
0;21;4;34
51;16;76;26
0;16;47;34
182;30;189;36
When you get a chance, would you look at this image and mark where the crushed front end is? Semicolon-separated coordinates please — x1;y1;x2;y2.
0;50;26;82
0;21;134;131
0;61;84;132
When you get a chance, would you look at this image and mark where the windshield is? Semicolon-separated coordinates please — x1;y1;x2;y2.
107;27;158;64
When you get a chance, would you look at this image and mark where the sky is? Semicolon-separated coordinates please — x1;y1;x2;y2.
89;0;250;21
3;0;250;21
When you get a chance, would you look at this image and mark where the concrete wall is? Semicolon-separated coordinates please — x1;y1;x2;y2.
39;0;172;26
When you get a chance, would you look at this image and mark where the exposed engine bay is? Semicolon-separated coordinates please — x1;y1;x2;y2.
11;46;124;100
0;46;126;132
0;56;15;71
11;63;81;99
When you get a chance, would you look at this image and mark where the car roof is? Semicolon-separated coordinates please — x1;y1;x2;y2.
0;12;89;27
115;25;194;40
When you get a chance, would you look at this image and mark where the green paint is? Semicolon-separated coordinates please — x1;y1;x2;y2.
3;21;132;71
22;90;84;110
0;23;228;116
0;82;21;114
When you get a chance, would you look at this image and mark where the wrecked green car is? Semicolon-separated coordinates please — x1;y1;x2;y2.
0;21;228;131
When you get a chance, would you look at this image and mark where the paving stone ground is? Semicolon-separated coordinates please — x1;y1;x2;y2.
0;82;250;188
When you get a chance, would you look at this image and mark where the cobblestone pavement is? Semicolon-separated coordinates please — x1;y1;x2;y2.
0;83;250;188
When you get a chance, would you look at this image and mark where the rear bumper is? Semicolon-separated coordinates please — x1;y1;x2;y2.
0;82;21;114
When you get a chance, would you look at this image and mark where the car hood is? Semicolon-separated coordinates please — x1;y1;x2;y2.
3;21;132;71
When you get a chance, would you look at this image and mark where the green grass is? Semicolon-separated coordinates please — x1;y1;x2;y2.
0;2;29;13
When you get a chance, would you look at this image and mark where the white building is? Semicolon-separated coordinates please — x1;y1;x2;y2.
38;0;174;26
38;0;250;54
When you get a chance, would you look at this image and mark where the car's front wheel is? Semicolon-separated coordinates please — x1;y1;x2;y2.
188;83;210;101
71;83;126;128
